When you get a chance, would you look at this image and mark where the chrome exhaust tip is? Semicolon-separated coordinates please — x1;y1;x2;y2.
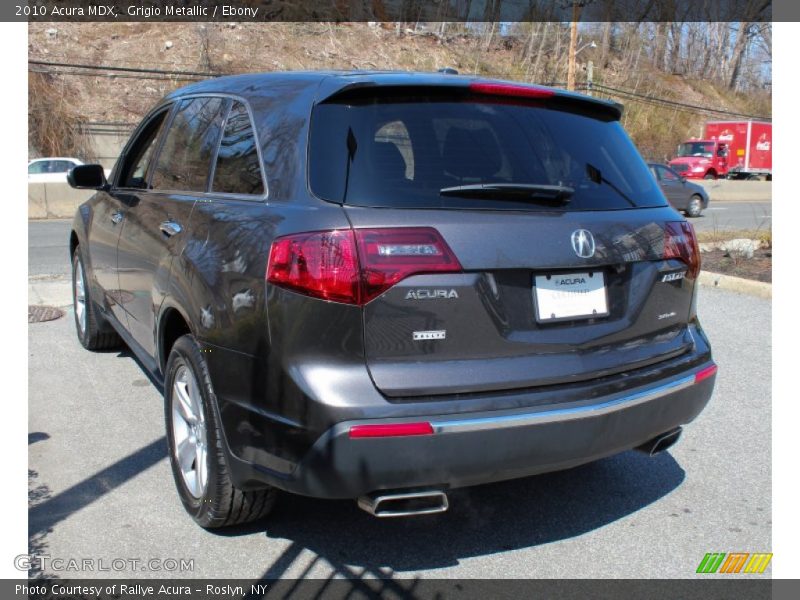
357;490;449;518
636;427;683;457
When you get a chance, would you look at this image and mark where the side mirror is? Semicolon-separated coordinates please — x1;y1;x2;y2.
67;164;108;190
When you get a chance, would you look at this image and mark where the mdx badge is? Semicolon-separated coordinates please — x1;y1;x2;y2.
405;289;459;300
571;229;596;259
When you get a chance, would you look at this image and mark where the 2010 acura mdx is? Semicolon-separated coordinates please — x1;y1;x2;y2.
68;71;716;527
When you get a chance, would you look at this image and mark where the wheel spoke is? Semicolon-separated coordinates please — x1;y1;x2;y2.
173;380;196;424
187;377;203;426
177;437;195;473
196;443;206;492
170;364;209;499
74;261;87;333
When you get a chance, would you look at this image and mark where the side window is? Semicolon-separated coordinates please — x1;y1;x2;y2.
659;166;679;182
152;97;227;192
118;109;169;189
211;101;264;196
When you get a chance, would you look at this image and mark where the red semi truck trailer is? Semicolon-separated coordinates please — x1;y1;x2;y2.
668;120;772;180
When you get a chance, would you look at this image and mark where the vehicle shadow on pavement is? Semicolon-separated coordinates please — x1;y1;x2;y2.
220;449;685;576
28;436;168;538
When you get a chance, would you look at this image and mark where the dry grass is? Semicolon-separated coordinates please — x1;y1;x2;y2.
28;71;94;159
696;228;772;249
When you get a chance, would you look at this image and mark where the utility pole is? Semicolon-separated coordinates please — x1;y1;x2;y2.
566;1;580;91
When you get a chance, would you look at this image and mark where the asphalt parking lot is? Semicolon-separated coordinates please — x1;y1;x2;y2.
28;274;770;579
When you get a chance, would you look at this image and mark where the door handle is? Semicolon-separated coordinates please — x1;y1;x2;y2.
159;220;183;237
111;210;124;225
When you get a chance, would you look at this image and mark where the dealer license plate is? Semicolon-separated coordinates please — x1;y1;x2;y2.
534;271;609;322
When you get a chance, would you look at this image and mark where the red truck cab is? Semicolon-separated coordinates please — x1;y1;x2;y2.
669;140;728;180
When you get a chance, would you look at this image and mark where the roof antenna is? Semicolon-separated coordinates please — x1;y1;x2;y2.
437;67;459;75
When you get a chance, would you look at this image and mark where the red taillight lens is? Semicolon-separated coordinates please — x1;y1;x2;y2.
267;227;462;305
664;221;701;279
355;228;462;303
349;422;434;438
469;81;555;99
267;229;361;304
695;364;718;383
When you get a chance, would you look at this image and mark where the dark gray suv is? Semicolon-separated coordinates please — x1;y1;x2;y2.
68;71;716;527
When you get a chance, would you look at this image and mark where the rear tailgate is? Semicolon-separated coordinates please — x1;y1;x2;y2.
348;207;696;397
308;80;699;398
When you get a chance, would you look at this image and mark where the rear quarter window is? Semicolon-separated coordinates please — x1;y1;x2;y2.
211;101;265;196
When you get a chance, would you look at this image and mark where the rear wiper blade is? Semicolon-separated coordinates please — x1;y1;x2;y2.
439;183;574;203
585;163;637;208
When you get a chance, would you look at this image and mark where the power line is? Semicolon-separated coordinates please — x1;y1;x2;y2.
30;67;202;83
586;83;771;121
28;59;218;79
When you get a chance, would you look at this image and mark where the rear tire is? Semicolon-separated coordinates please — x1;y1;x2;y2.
703;173;716;180
686;195;703;218
71;248;121;351
165;334;277;528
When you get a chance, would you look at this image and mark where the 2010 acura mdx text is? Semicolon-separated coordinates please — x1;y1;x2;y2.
68;71;716;527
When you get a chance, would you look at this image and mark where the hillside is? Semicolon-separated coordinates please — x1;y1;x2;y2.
28;21;771;162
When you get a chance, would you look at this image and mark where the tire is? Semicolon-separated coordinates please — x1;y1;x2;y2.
703;173;716;180
686;195;703;218
71;248;121;350
165;334;277;528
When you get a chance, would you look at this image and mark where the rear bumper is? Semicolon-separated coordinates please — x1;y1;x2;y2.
227;363;716;499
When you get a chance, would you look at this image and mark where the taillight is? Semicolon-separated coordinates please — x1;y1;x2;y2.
664;221;701;279
355;228;462;303
267;230;361;304
469;81;555;99
266;227;462;305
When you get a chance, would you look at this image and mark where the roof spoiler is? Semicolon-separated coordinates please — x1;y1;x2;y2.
317;78;623;120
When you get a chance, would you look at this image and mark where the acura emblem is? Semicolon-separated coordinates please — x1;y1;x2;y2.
571;229;596;258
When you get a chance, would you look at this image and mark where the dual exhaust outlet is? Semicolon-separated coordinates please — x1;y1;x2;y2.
356;427;683;518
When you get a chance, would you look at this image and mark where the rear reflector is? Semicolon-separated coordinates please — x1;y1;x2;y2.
469;81;555;99
695;364;718;384
349;422;434;438
664;221;701;279
267;227;462;305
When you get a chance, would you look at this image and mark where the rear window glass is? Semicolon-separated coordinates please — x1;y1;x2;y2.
152;96;226;192
211;101;264;196
309;94;666;211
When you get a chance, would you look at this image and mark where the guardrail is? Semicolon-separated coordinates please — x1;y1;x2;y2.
694;180;772;202
29;182;93;219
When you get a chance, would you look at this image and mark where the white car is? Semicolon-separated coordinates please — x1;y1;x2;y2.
28;157;84;183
